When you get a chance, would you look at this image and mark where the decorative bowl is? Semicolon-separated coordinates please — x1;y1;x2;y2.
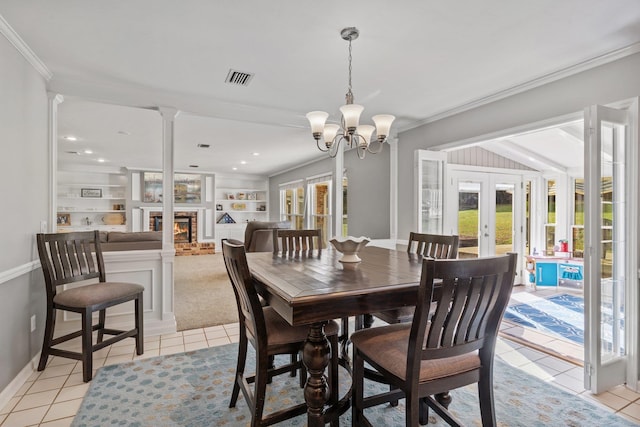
330;236;370;263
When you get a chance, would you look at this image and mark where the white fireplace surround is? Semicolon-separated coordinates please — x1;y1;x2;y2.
136;207;214;243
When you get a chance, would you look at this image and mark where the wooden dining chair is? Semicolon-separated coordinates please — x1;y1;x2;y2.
272;228;322;257
351;252;517;427
370;232;459;325
36;230;144;382
222;239;340;426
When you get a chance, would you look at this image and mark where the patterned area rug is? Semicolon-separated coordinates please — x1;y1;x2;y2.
71;343;637;426
504;294;584;345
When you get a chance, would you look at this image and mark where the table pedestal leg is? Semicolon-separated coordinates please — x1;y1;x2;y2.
303;322;330;426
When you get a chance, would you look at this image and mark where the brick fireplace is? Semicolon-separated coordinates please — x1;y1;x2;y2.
148;210;215;256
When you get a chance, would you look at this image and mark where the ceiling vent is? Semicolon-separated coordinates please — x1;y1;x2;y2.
225;69;254;86
197;143;210;148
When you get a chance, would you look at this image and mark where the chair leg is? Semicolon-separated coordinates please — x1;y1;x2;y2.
419;397;429;425
478;373;497;427
406;391;420;427
38;306;56;371
352;349;365;427
81;309;93;382
267;355;275;384
253;351;269;426
230;334;248;408
290;353;297;377
329;334;339;427
135;294;144;355
97;309;106;344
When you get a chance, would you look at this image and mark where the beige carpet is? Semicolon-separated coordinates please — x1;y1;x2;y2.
174;253;238;331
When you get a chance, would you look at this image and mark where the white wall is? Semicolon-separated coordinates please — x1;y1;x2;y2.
0;32;49;393
397;52;640;240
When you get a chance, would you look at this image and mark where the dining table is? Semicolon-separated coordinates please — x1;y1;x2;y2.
246;244;426;426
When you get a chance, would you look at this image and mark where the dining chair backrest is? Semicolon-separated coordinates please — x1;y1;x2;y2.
273;228;322;256
408;252;517;377
407;232;459;259
222;239;267;345
37;230;106;295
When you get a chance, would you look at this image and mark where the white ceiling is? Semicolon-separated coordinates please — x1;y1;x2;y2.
2;1;640;175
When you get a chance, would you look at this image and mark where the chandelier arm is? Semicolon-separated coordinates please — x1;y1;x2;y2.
367;139;386;154
328;134;343;158
316;139;330;152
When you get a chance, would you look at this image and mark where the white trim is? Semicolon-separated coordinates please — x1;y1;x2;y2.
0;14;52;80
401;42;640;132
0;352;40;412
0;260;40;286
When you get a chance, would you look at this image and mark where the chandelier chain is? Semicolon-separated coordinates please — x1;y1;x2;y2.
347;38;353;98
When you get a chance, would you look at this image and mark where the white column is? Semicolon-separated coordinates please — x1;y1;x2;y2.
47;92;64;232
389;137;398;241
333;145;344;238
158;107;179;325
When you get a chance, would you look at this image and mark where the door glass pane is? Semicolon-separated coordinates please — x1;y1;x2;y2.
495;183;514;255
458;181;480;259
546;179;556;254
600;122;625;361
525;181;531;255
421;159;443;233
310;182;331;246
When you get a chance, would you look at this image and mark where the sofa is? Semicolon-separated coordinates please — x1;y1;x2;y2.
98;231;163;251
243;221;291;252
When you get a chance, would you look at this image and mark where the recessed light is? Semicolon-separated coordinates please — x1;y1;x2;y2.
240;160;247;165
84;149;93;154
232;167;238;171
189;164;199;168
97;158;106;163
63;136;78;141
252;152;260;156
197;144;210;148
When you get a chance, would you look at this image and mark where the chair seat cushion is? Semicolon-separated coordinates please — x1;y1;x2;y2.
54;282;144;308
350;323;480;382
264;307;339;347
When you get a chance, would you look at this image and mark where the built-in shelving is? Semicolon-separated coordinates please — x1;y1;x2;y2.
57;171;127;231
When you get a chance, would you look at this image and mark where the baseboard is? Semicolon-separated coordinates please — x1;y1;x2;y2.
0;352;40;412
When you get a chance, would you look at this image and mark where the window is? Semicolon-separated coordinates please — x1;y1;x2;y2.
279;180;305;229
572;178;585;257
545;179;556;254
307;175;332;246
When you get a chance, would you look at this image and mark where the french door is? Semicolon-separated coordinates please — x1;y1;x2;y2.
446;169;524;261
584;99;639;393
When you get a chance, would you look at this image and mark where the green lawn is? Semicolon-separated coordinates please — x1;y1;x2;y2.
458;205;513;244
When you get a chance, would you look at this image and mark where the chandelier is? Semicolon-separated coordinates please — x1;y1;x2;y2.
306;27;395;159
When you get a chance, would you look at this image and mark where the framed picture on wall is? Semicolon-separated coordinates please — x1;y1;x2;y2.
81;188;102;198
57;213;71;225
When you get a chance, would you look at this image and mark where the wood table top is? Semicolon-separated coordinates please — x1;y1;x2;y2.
247;246;425;326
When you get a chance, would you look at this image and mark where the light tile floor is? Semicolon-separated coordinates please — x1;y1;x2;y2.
2;320;640;426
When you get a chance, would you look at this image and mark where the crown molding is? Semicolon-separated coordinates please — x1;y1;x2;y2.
0;14;52;81
401;42;640;132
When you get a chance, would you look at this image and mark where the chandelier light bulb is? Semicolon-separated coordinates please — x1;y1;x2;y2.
323;124;340;148
339;104;364;133
356;125;375;148
372;115;396;142
306;111;329;140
